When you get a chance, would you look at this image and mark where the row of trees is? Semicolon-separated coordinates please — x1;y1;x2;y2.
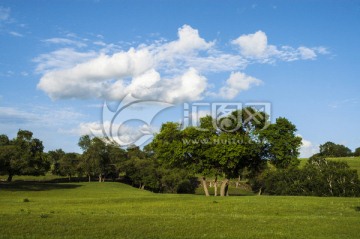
315;141;359;158
254;157;360;196
1;107;359;197
0;131;196;193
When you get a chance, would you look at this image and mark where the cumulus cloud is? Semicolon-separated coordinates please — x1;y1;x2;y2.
231;31;278;59
232;30;327;62
218;72;263;99
36;25;210;102
35;25;328;102
33;48;98;73
299;136;319;158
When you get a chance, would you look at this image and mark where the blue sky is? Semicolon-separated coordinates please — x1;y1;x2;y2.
0;0;359;157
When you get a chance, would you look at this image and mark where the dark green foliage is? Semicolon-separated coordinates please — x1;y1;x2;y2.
353;147;360;157
78;136;126;182
255;158;360;197
260;117;302;169
122;157;160;191
0;130;50;181
149;109;301;196
46;149;65;175
58;153;80;180
120;145;197;193
318;141;352;157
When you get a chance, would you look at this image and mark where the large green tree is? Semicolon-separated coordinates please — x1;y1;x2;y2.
58;153;80;181
260;117;302;169
79;136;126;182
0;130;50;182
150;107;269;196
318;141;352;157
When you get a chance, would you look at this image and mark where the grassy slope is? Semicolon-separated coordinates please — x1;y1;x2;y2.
299;157;360;176
1;182;360;239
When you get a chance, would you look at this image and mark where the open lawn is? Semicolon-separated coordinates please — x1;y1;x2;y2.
1;181;360;239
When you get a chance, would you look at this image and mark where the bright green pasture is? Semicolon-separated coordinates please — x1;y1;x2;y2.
299;157;360;176
1;182;359;239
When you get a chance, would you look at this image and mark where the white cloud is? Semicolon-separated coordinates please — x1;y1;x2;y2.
36;25;210;103
0;107;37;124
9;31;23;37
0;6;10;21
232;30;327;62
218;72;263;99
35;25;328;103
155;24;213;59
43;38;87;48
231;30;278;59
67;121;156;146
0;106;84;126
298;46;316;60
299;136;319;158
33;48;98;73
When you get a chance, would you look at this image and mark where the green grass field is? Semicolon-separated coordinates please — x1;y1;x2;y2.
1;181;360;239
299;157;360;176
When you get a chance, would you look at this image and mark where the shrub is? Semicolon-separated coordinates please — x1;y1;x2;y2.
254;158;360;197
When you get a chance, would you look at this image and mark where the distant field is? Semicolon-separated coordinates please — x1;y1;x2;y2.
300;157;360;176
1;182;360;239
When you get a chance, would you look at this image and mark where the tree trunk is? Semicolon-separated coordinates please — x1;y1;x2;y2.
98;174;102;182
7;174;13;182
214;176;218;196
236;175;240;188
220;178;229;196
258;187;262;196
201;177;210;196
68;175;71;182
88;175;91;182
141;185;145;190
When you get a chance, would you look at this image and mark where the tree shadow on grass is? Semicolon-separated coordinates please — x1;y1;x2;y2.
0;181;83;191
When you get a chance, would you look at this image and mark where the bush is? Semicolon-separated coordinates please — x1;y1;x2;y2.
254;158;360;197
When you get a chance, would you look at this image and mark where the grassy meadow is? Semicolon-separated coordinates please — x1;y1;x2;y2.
1;181;360;239
299;156;360;176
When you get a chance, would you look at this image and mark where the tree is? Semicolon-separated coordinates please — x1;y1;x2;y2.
79;136;125;182
354;147;360;157
150;107;269;196
256;157;360;197
0;130;50;182
58;153;80;181
150;121;216;196
260;117;302;169
319;141;352;157
47;149;65;175
204;108;268;196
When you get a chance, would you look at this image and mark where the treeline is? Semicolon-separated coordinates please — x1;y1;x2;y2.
1;107;360;197
313;141;360;158
0;131;196;193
